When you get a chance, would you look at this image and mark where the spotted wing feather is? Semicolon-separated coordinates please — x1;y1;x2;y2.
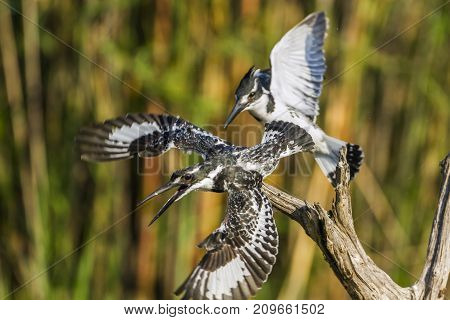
76;113;233;161
175;187;278;300
260;121;316;158
239;120;315;171
270;11;327;121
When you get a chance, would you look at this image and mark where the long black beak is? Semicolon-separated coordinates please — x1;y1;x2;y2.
135;181;176;210
147;186;188;227
224;102;245;128
135;181;189;227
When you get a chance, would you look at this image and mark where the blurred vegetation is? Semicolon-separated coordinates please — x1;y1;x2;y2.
0;0;448;299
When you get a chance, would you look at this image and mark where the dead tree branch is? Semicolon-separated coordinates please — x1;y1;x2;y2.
262;150;449;299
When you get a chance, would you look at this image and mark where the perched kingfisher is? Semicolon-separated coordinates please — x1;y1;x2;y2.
224;12;364;185
77;113;314;299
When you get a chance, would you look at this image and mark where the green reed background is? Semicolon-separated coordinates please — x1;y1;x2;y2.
0;0;448;299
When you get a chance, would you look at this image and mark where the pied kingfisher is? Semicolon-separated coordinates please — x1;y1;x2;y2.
224;12;363;185
77;113;314;299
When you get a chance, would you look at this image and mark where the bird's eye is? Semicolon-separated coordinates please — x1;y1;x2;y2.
248;92;256;99
183;174;193;181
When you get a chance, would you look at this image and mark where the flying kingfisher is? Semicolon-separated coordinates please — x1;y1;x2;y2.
77;113;314;299
224;11;364;185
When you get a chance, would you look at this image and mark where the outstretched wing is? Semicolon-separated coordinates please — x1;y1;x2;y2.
240;121;315;168
260;121;316;158
269;11;327;121
76;113;233;161
175;187;278;300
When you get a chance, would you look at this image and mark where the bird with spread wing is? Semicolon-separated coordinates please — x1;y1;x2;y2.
77;113;314;299
224;12;364;186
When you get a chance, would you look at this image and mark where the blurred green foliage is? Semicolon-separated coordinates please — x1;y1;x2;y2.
0;0;448;299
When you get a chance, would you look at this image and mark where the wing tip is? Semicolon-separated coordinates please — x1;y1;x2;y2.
299;11;328;41
303;11;327;27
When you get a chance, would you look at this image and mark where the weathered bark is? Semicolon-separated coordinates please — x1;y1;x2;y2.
262;150;450;299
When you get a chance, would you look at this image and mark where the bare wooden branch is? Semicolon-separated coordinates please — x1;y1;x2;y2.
262;150;450;300
413;155;450;299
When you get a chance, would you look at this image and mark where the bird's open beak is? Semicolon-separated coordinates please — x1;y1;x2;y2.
135;181;190;227
147;186;189;227
135;180;176;209
224;102;245;128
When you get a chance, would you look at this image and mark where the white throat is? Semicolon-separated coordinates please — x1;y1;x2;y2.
247;94;273;123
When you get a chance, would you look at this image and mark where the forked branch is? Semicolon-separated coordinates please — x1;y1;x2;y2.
262;150;450;299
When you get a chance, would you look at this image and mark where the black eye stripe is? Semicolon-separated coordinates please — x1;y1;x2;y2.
248;86;263;100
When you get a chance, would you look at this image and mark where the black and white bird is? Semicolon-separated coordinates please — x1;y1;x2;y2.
77;113;314;299
224;11;364;185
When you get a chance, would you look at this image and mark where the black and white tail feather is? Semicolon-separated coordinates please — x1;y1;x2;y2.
175;187;277;300
345;143;364;180
314;136;364;186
